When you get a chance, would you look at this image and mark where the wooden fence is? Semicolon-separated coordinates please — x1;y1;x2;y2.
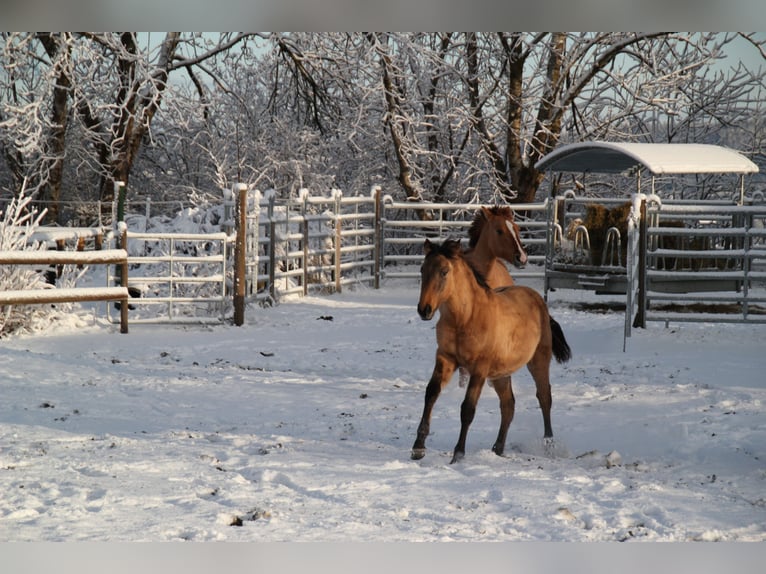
0;249;129;333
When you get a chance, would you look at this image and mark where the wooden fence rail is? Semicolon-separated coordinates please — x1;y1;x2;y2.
0;249;130;333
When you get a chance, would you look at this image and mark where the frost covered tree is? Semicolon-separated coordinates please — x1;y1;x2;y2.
162;33;387;199
361;32;766;204
0;33;259;223
199;32;764;206
0;184;50;336
2;32;764;220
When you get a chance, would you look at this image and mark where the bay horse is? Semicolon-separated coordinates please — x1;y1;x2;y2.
413;239;571;463
464;205;527;288
460;205;528;387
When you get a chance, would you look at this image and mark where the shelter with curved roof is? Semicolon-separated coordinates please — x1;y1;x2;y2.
534;141;759;175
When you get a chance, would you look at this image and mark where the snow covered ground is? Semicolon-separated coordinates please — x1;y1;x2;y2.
0;282;766;542
1;279;765;546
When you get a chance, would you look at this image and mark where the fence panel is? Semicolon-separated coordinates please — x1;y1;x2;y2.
107;230;230;324
379;197;549;281
28;184;766;330
640;200;766;325
241;188;380;303
234;188;549;305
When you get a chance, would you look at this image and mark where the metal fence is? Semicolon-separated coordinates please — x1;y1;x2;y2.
88;184;766;331
379;197;549;282
107;229;230;325
638;198;766;325
238;187;380;305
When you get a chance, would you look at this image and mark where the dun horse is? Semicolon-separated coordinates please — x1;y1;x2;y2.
413;239;571;463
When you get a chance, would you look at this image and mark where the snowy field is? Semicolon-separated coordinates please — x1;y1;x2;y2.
1;279;765;550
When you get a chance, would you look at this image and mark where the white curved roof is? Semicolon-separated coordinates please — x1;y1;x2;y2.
534;142;759;175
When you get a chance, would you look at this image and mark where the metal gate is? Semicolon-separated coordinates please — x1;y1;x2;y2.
107;230;230;324
379;196;549;282
639;198;766;325
240;187;380;304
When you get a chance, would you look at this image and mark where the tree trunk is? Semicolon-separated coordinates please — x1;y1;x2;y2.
37;33;71;224
98;32;181;204
367;33;434;219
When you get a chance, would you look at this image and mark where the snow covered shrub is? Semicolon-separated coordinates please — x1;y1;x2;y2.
0;188;56;337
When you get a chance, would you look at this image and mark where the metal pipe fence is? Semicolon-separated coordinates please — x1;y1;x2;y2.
23;184;765;331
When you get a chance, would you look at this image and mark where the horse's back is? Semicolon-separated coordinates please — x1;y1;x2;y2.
494;284;547;314
486;260;514;287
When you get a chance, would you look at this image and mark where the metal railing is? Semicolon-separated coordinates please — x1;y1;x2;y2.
379;197;549;281
107;230;230;324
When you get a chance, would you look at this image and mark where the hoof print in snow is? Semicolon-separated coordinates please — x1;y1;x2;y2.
258;443;283;455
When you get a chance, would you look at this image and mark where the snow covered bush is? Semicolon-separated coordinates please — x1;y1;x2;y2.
0;188;55;337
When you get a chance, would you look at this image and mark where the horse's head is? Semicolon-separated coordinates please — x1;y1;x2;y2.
417;238;462;321
470;206;528;267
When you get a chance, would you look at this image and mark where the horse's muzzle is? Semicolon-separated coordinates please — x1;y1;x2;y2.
417;303;434;320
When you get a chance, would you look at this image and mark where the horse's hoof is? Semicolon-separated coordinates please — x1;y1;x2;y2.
449;451;464;464
492;444;505;457
411;448;426;460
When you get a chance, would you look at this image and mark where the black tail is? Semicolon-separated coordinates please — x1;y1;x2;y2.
550;317;572;364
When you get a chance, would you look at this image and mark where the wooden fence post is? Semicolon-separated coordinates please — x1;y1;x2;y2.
120;227;129;334
373;186;382;289
268;193;277;302
301;189;310;296
233;183;248;326
334;189;342;294
114;181;127;287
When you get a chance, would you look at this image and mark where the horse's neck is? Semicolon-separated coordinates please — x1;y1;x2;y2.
443;262;488;326
468;239;513;289
466;238;495;274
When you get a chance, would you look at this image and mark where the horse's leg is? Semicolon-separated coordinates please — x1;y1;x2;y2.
411;353;456;460
451;372;486;464
526;352;553;438
490;375;515;456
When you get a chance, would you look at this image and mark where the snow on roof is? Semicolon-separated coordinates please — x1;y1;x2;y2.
534;142;760;175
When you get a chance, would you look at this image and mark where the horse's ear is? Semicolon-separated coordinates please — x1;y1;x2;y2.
481;206;492;220
424;238;433;255
446;239;462;256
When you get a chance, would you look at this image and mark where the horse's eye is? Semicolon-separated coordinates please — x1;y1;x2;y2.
496;228;503;235
440;268;449;277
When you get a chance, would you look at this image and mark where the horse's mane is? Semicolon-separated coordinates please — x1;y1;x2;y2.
431;239;491;291
467;205;514;248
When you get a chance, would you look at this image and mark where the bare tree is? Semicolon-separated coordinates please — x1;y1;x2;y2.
0;33;259;222
3;31;764;224
360;32;766;203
